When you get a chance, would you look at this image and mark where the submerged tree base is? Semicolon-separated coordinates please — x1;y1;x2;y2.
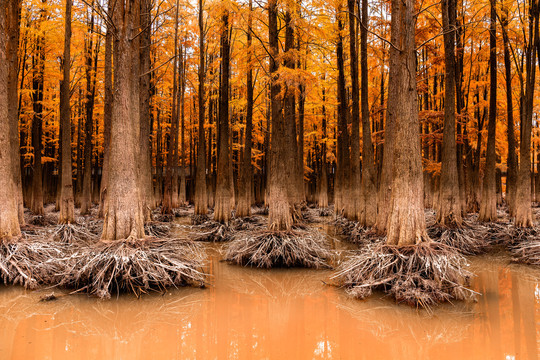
334;242;475;309
60;238;207;299
224;228;332;269
0;238;67;289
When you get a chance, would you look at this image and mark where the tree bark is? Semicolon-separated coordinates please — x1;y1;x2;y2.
30;5;45;215
59;0;75;224
236;0;254;218
214;8;233;223
385;0;428;245
98;16;113;218
268;0;293;230
334;6;350;216
478;0;498;223
101;0;145;240
437;0;462;226
346;0;361;221
194;0;208;215
515;1;539;227
359;0;376;227
0;0;21;238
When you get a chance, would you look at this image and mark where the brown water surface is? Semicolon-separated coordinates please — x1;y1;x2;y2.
0;226;539;359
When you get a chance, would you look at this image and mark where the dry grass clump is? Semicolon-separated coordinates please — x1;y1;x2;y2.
334;241;475;309
0;238;68;289
224;228;332;268
427;222;489;255
59;238;207;299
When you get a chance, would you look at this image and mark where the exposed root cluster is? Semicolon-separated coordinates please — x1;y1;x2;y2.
27;214;58;227
510;228;540;265
224;228;332;268
428;222;489;255
59;238;207;299
333;215;357;236
334;241;475;309
0;238;68;289
51;224;99;244
349;225;385;246
173;206;193;218
144;222;172;238
251;205;268;215
191;214;210;225
317;207;334;217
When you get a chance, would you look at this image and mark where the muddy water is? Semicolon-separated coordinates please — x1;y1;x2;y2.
0;226;539;359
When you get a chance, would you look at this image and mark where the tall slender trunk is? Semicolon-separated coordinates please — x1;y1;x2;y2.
59;0;75;224
359;0;376;227
478;0;498;222
99;15;113;218
30;3;45;215
515;1;539;227
139;0;153;220
437;0;462;226
334;6;350;216
346;0;360;220
194;0;207;215
214;8;233;223
236;0;254;218
80;7;97;215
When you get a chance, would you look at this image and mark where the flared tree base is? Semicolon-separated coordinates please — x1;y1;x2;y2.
334;241;475;309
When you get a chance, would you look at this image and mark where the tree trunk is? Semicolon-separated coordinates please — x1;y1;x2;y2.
385;0;428;245
346;0;360;221
80;10;98;215
59;0;75;224
515;2;539;227
99;17;113;219
30;7;45;215
236;0;254;218
268;0;293;230
501;9;517;216
139;0;153;220
0;0;21;238
194;0;207;215
214;8;233;223
334;8;350;216
317;80;329;208
359;0;376;227
7;0;24;225
437;0;462;226
478;0;498;223
101;0;145;240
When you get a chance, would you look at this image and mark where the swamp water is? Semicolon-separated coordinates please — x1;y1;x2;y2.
0;222;539;359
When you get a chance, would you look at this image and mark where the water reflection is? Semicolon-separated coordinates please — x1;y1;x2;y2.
0;245;539;359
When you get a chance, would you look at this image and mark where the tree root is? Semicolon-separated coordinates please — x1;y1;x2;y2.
59;238;207;299
333;241;476;309
224;228;333;269
509;228;540;265
0;238;69;289
51;224;99;244
427;221;489;255
251;205;268;215
333;215;357;236
144;222;172;238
